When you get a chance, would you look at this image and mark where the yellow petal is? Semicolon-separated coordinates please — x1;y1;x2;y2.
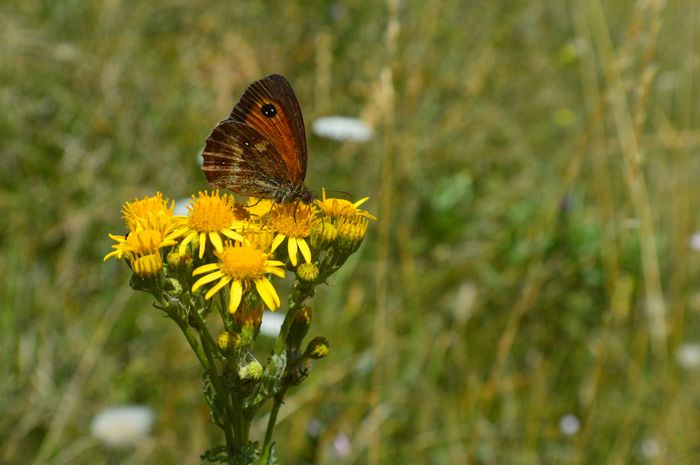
205;276;231;300
265;265;286;279
297;238;311;264
229;280;243;313
192;271;224;293
179;231;196;256
352;197;369;208
167;227;187;240
192;263;220;276
161;238;178;247
108;233;126;242
270;234;285;252
255;278;280;310
221;229;245;242
198;232;207;258
288;237;298;266
209;231;223;253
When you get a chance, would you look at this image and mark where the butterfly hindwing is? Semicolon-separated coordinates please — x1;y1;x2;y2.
202;121;291;198
227;74;307;186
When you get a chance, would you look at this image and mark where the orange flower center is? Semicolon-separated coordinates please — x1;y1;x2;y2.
218;244;267;280
269;202;315;238
187;192;239;232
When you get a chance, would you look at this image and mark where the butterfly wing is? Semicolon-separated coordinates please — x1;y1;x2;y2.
202;121;292;198
227;74;307;185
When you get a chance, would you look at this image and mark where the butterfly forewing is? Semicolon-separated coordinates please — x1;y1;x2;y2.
202;121;291;198
227;74;307;185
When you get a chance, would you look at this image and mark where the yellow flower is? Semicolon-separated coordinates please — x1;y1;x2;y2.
246;197;275;219
191;242;285;313
310;218;338;248
241;224;276;253
130;252;163;277
268;201;317;266
104;227;179;261
336;216;369;242
175;191;247;259
122;192;176;233
316;189;377;221
105;193;180;260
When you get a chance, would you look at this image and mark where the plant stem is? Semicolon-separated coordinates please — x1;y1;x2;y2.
274;282;314;355
190;304;242;452
258;387;288;465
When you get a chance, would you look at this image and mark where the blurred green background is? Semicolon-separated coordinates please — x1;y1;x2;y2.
2;0;700;464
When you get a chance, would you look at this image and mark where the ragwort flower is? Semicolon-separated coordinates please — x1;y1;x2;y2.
245;197;275;219
192;242;285;313
104;228;179;262
315;189;377;221
104;193;180;266
175;191;247;259
268;201;317;266
121;192;175;232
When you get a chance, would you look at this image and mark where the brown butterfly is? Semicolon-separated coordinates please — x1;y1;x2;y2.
201;74;314;203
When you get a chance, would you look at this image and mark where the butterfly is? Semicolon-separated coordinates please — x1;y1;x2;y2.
201;74;314;204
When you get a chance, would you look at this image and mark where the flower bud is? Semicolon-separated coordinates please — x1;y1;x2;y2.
167;248;192;270
131;252;163;277
287;306;312;352
311;218;338;248
304;337;330;359
233;304;264;335
297;263;319;282
336;217;368;255
238;360;263;380
217;331;240;352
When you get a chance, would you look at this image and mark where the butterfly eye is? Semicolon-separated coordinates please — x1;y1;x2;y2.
261;103;277;118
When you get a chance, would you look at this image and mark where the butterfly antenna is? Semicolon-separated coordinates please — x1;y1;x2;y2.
310;188;354;200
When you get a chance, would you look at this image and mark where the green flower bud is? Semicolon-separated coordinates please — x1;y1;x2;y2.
304;336;330;360
297;263;319;282
238;360;263;380
287;306;312;352
217;331;240;352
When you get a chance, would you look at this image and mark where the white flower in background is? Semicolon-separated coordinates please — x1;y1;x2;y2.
260;311;285;337
676;343;700;370
690;232;700;251
332;432;351;457
312;116;373;142
623;218;640;230
639;437;663;459
558;414;580;436
91;405;154;448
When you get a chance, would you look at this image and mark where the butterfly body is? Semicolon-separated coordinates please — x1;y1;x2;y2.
202;74;314;203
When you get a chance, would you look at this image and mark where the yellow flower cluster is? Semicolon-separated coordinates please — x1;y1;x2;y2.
104;193;180;276
105;190;374;314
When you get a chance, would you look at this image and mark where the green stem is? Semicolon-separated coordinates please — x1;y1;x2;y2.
273;282;314;355
258;281;315;463
258;387;288;465
157;293;239;457
190;304;242;453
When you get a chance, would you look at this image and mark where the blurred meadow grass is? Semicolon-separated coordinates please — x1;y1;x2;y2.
2;0;700;463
